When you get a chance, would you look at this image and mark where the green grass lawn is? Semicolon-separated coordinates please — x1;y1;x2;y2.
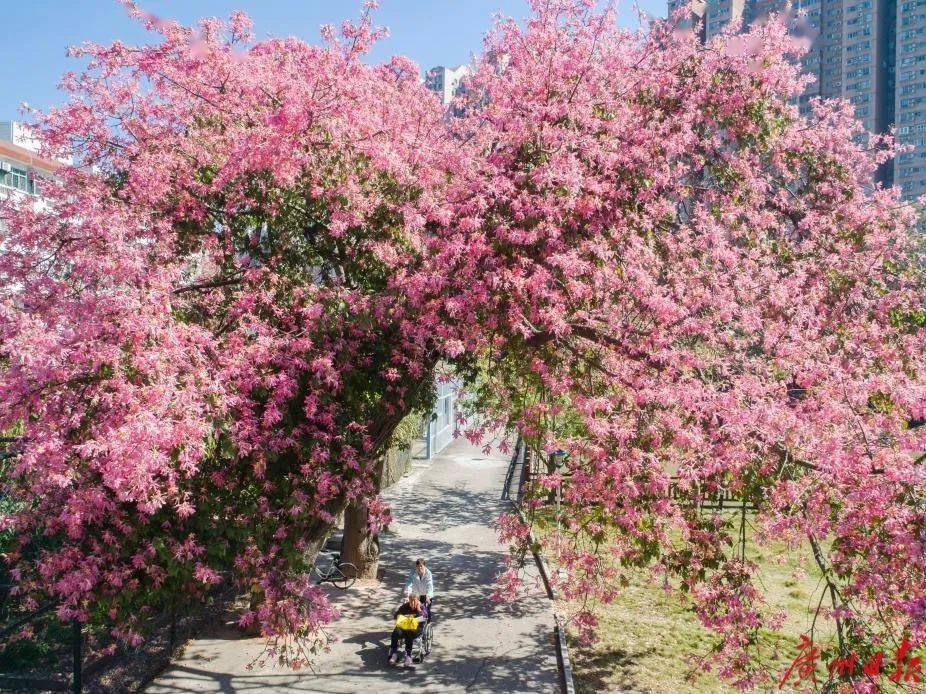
539;512;835;692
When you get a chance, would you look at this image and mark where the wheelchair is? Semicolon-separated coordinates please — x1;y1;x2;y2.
411;619;435;662
387;604;435;664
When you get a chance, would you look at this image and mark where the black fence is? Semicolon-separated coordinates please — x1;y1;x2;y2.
501;435;526;504
501;435;756;513
0;585;237;693
501;439;561;508
667;478;758;511
0;436;241;692
0;436;19;461
1;610;83;693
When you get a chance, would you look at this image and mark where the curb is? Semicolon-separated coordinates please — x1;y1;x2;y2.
504;442;578;694
554;616;577;694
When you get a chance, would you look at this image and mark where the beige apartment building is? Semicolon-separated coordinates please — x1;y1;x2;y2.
670;0;926;199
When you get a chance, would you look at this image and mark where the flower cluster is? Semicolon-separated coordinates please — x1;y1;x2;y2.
0;3;456;653
0;1;923;685
446;0;926;685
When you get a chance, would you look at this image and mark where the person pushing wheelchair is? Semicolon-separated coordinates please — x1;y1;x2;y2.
404;558;434;621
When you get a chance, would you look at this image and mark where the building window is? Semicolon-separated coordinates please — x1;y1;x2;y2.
0;164;36;195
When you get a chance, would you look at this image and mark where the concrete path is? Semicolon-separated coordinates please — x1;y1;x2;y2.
147;437;560;693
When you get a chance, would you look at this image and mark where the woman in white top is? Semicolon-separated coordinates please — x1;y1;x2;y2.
404;558;435;621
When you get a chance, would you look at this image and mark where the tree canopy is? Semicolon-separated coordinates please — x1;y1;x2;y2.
1;0;923;685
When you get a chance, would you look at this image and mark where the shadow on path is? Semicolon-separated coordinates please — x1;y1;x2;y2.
147;438;559;693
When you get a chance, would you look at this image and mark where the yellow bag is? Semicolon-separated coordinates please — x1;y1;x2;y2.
395;613;419;631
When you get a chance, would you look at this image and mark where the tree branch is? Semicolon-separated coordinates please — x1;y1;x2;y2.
173;274;244;295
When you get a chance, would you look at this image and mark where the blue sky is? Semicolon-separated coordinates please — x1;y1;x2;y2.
0;1;665;118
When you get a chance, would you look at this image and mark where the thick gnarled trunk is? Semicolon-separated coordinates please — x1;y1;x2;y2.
337;407;421;581
340;500;380;579
339;449;388;579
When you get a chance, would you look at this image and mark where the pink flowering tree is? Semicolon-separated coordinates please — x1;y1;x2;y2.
0;4;465;666
439;0;926;687
2;0;924;685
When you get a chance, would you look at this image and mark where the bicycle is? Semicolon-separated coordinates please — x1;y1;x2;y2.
312;552;357;589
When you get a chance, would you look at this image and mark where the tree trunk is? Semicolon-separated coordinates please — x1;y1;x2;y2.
340;449;390;579
340;500;380;579
339;399;428;581
243;582;264;636
545;451;559;505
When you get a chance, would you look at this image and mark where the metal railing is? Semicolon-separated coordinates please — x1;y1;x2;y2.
0;586;234;692
501;436;576;694
501;435;527;503
667;478;758;511
0;436;20;461
501;434;756;513
0;436;234;692
0;607;81;692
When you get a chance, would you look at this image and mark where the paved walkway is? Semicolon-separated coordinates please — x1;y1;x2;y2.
147;438;560;693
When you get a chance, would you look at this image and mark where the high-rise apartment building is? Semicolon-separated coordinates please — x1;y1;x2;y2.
894;0;926;193
424;65;471;105
669;0;926;198
705;0;747;38
669;0;708;39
